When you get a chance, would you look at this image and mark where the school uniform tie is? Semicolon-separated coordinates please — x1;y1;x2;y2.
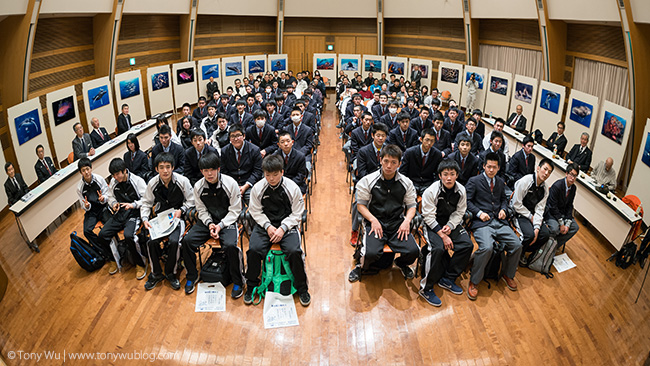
490;179;494;193
131;152;135;162
239;115;243;124
364;130;368;140
461;157;465;170
294;126;299;137
402;132;406;143
258;128;263;141
376;150;381;161
284;154;289;167
422;154;427;167
525;154;528;167
237;150;242;164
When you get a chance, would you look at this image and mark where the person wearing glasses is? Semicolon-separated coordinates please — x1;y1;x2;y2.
545;162;580;250
220;124;263;204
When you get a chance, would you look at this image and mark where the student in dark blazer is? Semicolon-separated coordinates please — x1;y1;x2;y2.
349;112;375;159
264;100;284;129
229;100;254;129
345;93;368;120
72;122;95;161
150;124;185;175
479;131;507;180
220;124;263;203
447;136;480;186
545;163;580;249
453;117;483;156
192;97;208;122
183;129;219;186
275;131;308;194
387;111;419;153
444;100;465;122
117;104;132;135
565;132;593;172
89;117;111;149
344;104;365;135
34;144;57;183
284;107;315;160
379;101;400;130
246;110;279;157
409;107;433;136
507;136;536;184
546;121;567;155
507;105;527;133
431;112;452;157
218;94;235;117
4;162;29;205
469;109;486;139
356;123;389;180
371;93;389;123
294;99;317;130
444;108;465;141
123;133;150;181
399;128;444;196
401;97;419;119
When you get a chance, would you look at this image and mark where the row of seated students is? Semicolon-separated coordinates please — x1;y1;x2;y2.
339;95;583;306
70;87;322;306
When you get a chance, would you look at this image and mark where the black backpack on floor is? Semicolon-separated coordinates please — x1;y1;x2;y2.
615;242;637;269
201;248;232;286
70;231;105;272
483;241;506;288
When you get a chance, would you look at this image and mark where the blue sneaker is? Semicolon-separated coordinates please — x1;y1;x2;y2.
438;277;463;295
231;284;244;299
419;288;441;307
185;279;196;295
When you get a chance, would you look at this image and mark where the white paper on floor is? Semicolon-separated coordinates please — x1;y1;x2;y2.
195;282;226;312
263;291;299;329
553;253;576;273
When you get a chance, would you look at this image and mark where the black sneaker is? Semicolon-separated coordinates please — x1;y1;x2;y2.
184;279;197;295
348;267;361;283
399;265;414;279
231;284;244;299
144;273;164;291
299;291;311;306
167;274;181;290
243;286;254;305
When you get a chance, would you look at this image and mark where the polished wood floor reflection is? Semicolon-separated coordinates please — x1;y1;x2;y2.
0;97;649;365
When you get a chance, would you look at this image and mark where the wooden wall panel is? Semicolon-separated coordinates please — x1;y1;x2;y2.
356;36;378;55
478;19;541;48
116;15;181;72
194;15;276;59
566;23;626;63
283;17;376;35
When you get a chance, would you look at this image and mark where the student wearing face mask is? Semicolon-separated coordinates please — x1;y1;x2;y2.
246;110;279;158
359;83;373;100
284;107;314;160
372;93;390;124
380;101;401;131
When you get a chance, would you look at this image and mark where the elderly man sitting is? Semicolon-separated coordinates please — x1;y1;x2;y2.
592;157;616;192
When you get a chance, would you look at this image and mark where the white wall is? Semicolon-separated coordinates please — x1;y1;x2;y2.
547;0;619;22
123;0;189;14
384;0;462;18
7;98;51;186
45;86;81;165
40;0;113;14
285;0;375;17
471;0;537;19
199;0;276;16
0;0;28;16
627;118;650;226
630;0;650;24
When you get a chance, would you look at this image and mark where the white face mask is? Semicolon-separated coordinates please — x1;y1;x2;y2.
266;89;272;93
255;119;266;128
291;115;301;123
389;107;397;114
380;100;387;106
362;87;368;91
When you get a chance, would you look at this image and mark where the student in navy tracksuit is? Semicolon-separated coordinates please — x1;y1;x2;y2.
399;128;443;196
220;124;263;204
141;152;195;291
182;153;245;297
420;159;473;306
386;111;418;153
545;162;580;250
244;154;311;306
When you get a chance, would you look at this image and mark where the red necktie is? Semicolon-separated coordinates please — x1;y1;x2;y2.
461;158;465;170
240;115;243;124
525;155;528;167
237;151;241;164
512;115;518;127
364;130;368;140
377;150;381;161
402;133;406;143
98;129;104;140
44;161;51;175
259;129;263;141
490;179;494;193
566;189;570;198
294;126;298;136
284;154;289;167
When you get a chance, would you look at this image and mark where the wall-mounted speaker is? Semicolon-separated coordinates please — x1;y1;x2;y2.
463;0;469;12
279;0;284;11
378;0;382;13
537;0;543;10
617;0;625;8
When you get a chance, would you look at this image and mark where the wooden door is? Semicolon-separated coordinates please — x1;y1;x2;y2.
304;36;326;72
284;36;304;74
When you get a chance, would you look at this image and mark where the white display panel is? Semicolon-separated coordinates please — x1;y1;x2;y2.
590;101;633;175
45;86;81;165
627;118;650;226
221;56;245;92
508;74;538;131
146;64;174;116
361;54;385;80
436;61;464;103
268;54;288;75
197;58;223;99
338;54;361;81
313;53;337;86
82;76;116;134
533;80;566;139
7;98;52;186
563;89;599;151
407;58;433;91
114;70;146;124
244;54;267;77
385;56;408;79
171;61;199;110
460;65;488;113
483;69;512;120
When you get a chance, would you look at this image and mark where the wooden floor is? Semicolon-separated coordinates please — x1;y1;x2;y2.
1;96;649;365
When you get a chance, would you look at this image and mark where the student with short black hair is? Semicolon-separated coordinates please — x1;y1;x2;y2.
220;124;263;204
181;153;244;297
218;93;235;117
420;159;473;306
230;99;254;128
209;112;230;149
482;118;511;158
284;107;314;159
386;111;419;153
410;106;433;135
199;102;219;140
244;154;310;306
141;152;194;291
379;100;400;130
183;128;219;186
246;109;279;158
193;96;208;122
350;112;375;159
507;135;536;184
453;117;483;156
399;128;444;196
274;130;308;194
371;92;390;123
546;121;568;155
357;122;388;180
97;158;148;278
4;162;30;206
448;136;480;186
443;108;465;142
401;97;418;119
75;158;111;264
479;131;507;180
151;124;185;175
545;162;580;250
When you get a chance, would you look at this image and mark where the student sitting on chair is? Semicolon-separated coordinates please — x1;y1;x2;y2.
430;112;452;157
507;135;536;185
410;106;433;136
420;159;473;306
399;128;443;196
443;107;465;142
151;124;185;175
244;154;311;306
34;144;57;184
371;92;389;123
348;144;420;283
208;113;230;150
183;129;219;186
510;158;554;265
357;122;389;180
465;152;523;300
401;97;419;119
387;111;418;153
265;100;283;129
545;163;580;250
75;158;111;256
220;124;263;205
379;100;400;131
153;115;182;147
178;116;193;150
192;96;208;122
481;118;510;159
469;109;486;139
274;131;308;194
199;102;219;141
453;117;483;156
479;131;507;181
5;162;30;206
97;158;148;278
345;93;367;121
448;136;480;186
229;100;254;128
246;110;278;158
141;152;195;291
284;107;315;161
124;134;150;182
181;153;244;297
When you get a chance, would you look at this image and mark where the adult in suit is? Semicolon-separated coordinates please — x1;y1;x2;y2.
507;105;527;133
183;129;219;186
506;136;536;185
566;132;593;172
89;117;111;149
387;112;419;153
399;128;444;196
72;122;95;161
284;107;315;160
465;152;522;300
453;117;483;156
150;124;185;175
220;124;263;204
444;108;465;142
349;112;375;160
117;104;132;135
229;100;254;129
371;93;389;123
124;133;150;181
411;66;422;89
275;131;308;194
206;77;220;100
4;162;29;205
246;110;279;158
409;107;433;136
192;96;208;122
448;136;480;186
546;121;568;156
356;123;388;180
545;163;580;249
34;144;57;183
